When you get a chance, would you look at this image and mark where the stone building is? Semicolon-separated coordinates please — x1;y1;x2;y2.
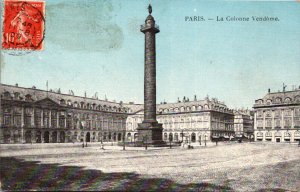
233;109;254;139
0;84;128;144
126;97;235;143
253;88;300;143
0;84;235;144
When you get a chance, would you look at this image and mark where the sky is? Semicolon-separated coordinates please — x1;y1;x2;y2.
1;0;300;109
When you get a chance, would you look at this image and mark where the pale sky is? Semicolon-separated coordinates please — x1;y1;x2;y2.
1;0;300;109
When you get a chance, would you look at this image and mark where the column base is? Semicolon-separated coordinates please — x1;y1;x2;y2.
136;121;164;146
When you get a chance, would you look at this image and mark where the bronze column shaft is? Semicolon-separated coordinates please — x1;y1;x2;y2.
144;31;157;122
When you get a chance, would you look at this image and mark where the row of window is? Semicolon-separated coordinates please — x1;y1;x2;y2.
157;104;232;114
1;92;129;113
2;115;126;130
256;108;300;118
256;96;300;105
256;131;300;137
256;118;300;128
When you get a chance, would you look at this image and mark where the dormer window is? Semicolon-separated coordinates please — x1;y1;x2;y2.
60;99;66;105
67;100;72;106
275;97;282;103
80;102;85;108
284;97;292;103
14;92;20;99
25;94;32;101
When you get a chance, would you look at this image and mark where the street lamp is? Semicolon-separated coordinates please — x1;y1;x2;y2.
199;135;201;146
144;135;148;150
122;119;126;150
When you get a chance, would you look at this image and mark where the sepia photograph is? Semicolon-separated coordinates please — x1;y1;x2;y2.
0;0;300;191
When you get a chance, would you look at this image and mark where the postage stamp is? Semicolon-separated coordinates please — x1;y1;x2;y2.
2;0;45;51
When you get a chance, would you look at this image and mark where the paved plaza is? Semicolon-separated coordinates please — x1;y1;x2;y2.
1;142;299;191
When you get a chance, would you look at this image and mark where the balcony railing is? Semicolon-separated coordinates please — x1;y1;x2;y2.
140;24;160;30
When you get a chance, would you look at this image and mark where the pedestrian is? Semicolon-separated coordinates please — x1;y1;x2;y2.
82;143;84;148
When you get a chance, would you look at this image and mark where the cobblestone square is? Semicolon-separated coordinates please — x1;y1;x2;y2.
1;142;299;191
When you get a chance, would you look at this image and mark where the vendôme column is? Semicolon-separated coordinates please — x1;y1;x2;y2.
137;4;164;145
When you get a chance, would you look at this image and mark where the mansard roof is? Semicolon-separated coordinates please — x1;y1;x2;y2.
0;84;129;112
125;99;233;115
254;89;300;107
1;83;233;114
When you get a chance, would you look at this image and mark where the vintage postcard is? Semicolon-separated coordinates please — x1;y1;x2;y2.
0;0;299;191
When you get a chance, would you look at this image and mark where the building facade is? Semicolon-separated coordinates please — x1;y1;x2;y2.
233;109;254;138
126;97;235;143
0;84;128;144
253;89;300;143
1;84;235;144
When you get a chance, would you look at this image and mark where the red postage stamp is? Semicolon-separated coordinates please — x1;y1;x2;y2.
2;0;45;51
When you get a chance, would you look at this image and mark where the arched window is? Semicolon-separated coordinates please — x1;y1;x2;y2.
191;132;196;142
67;100;72;106
275;97;282;104
14;92;20;99
24;94;33;101
163;133;168;141
174;133;179;141
180;107;185;112
113;106;117;112
192;106;196;111
169;133;173;141
284;97;292;103
60;99;66;105
80;102;85;109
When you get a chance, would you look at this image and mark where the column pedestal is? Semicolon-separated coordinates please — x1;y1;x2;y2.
137;122;165;146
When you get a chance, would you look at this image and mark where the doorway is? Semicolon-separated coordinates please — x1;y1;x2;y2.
44;131;50;143
86;132;91;142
